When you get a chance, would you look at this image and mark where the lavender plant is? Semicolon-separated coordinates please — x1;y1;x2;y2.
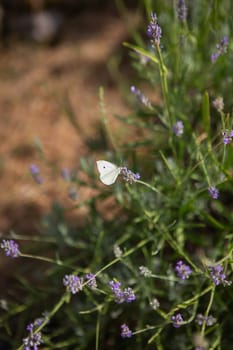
1;1;233;350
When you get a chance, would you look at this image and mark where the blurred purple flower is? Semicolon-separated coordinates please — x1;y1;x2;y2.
1;239;20;258
172;313;184;328
120;167;140;184
208;265;232;286
147;12;162;46
29;164;43;184
208;186;219;199
211;36;228;63
177;0;187;22
121;324;132;338
173;121;184;136
175;260;192;280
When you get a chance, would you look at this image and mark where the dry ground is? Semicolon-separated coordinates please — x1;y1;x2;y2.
0;11;139;234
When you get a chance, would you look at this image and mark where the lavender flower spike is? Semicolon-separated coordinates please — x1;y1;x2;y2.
63;274;83;294
208;265;232;286
130;86;152;108
109;280;124;304
123;287;136;303
121;324;132;338
173;120;184;136
29;164;43;184
1;239;20;258
222;130;233;145
175;260;192;280
120;167;140;184
208;186;219;199
85;273;97;289
147;12;162;46
177;0;187;22
23;320;44;350
172;313;184;328
211;36;228;63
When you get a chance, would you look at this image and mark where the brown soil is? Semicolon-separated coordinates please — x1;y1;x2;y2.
0;11;140;234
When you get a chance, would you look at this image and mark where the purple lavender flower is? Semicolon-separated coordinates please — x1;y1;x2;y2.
173;120;184;136
211;36;228;63
175;260;192;280
130;86;152;108
63;274;83;294
109;280;136;304
177;0;187;22
208;186;219;199
147;12;162;46
196;314;216;326
222;130;233;145
208;265;232;286
172;313;184;328
23;321;44;350
29;164;43;184
1;239;20;258
109;280;125;304
123;287;136;303
120;324;132;338
85;273;97;289
120;167;140;184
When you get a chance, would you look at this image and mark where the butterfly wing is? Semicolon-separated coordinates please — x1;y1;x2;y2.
96;160;121;185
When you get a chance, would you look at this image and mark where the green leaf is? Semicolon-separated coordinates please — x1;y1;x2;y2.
201;91;210;135
123;42;160;66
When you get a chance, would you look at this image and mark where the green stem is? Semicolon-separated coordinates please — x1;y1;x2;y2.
162;229;202;273
136;179;162;195
155;43;172;128
201;286;215;336
20;253;74;269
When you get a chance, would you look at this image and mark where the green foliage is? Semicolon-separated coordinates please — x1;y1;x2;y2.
1;1;233;349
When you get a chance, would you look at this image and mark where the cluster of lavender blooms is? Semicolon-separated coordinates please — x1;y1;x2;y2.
121;323;133;338
196;314;217;326
208;265;232;286
177;0;187;22
171;313;184;328
113;244;123;258
23;317;46;350
173;120;184;137
175;260;192;280
139;265;153;277
109;280;136;304
211;36;228;62
29;164;43;184
120;167;140;184
150;298;160;310
147;12;162;46
63;273;97;294
85;273;98;289
212;96;224;112
63;274;83;294
130;86;152;108
222;130;233;145
0;239;20;258
208;186;219;199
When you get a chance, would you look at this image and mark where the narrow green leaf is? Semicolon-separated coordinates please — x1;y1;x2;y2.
123;42;160;66
202;91;210;135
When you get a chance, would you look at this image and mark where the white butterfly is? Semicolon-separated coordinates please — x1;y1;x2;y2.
96;160;122;185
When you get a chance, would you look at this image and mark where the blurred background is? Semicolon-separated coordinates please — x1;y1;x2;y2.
0;0;141;234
